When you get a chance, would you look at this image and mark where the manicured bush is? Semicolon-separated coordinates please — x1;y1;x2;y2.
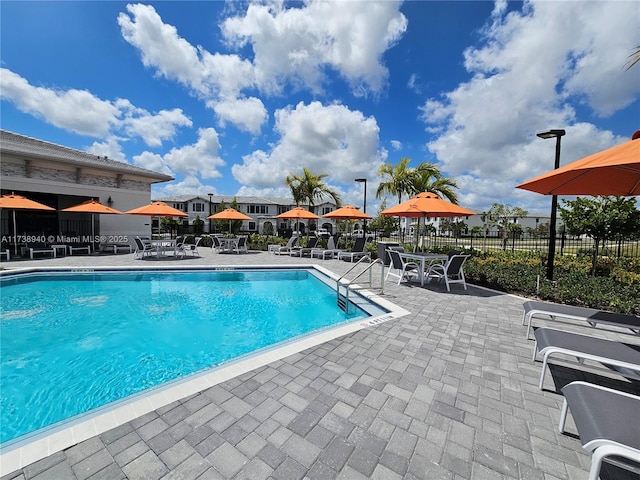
465;251;640;315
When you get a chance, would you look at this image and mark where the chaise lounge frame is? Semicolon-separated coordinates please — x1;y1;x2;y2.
523;300;640;339
532;327;640;390
558;381;640;480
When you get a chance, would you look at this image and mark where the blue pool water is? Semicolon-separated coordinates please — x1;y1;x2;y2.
0;269;370;444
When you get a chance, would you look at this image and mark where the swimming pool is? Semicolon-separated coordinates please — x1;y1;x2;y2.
0;267;396;448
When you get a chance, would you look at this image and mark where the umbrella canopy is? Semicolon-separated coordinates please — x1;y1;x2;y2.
276;206;320;220
516;134;640;196
208;207;252;221
208;207;252;235
0;193;56;255
322;205;372;220
381;192;475;218
125;201;189;217
61;199;124;250
276;206;320;236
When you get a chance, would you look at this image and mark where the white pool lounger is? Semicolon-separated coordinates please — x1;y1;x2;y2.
559;381;640;480
532;327;640;390
523;300;640;339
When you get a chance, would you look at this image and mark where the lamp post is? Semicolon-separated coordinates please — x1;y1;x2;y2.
354;178;367;233
208;193;213;233
536;129;565;280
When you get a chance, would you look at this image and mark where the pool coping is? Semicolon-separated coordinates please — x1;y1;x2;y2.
0;264;409;475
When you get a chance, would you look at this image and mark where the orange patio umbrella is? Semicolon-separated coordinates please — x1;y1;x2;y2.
0;193;56;255
125;201;189;217
322;205;372;220
381;192;475;250
516;132;640;196
276;206;320;236
208;207;252;234
61;199;123;250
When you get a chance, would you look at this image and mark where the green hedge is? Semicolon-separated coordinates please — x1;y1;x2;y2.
464;251;640;315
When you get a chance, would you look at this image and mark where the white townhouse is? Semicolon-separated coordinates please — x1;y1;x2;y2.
154;194;339;235
0;130;173;244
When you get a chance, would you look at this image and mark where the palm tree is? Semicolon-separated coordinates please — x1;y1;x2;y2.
410;162;459;204
625;45;640;70
285;168;341;231
375;157;415;204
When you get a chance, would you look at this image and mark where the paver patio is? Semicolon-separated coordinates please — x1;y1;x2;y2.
1;246;638;479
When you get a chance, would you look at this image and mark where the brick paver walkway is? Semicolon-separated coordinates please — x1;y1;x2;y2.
1;247;638;479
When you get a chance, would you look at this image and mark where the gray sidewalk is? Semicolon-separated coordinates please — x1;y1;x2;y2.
1;247;638;479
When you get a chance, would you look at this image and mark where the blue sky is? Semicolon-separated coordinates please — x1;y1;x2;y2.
2;0;639;214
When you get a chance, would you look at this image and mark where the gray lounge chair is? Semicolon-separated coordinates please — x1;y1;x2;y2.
533;327;640;390
338;236;368;262
270;236;298;255
310;236;342;260
289;236;319;257
558;381;640;480
523;300;640;339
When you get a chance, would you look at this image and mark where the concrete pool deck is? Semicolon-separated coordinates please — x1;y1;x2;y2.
1;247;639;479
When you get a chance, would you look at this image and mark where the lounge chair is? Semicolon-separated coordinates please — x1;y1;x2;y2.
425;254;470;291
558;381;640;480
385;249;420;285
174;236;187;259
310;236;342;260
134;237;154;259
68;244;91;255
289;236;319;257
100;243;133;254
522;300;640;339
26;241;56;259
338;237;369;262
234;236;248;254
0;249;9;261
532;327;640;390
270;236;298;255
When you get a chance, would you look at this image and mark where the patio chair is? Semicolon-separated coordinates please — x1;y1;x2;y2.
174;236;187;259
338;236;369;262
134;237;154;259
271;236;298;255
522;300;640;339
211;235;223;253
425;254;470;291
289;236;319;257
310;236;342;260
234;236;248;254
26;241;56;259
558;381;640;480
182;236;202;257
385;249;420;285
532;327;640;390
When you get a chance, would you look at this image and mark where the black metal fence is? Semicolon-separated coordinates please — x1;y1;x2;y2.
377;230;640;259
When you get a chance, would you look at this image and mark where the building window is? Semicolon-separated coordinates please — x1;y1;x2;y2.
278;206;289;214
248;222;256;230
322;207;332;215
247;205;268;214
193;203;204;212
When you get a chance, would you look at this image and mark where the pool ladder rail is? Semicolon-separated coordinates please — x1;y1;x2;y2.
336;256;385;313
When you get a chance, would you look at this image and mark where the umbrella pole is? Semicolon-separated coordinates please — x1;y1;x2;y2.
13;210;18;256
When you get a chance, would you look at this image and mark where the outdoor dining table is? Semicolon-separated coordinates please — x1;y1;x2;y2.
399;252;448;286
150;239;177;257
219;237;239;253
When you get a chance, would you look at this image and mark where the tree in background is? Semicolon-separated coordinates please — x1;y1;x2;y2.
560;196;640;275
485;203;529;250
409;162;459;204
368;199;398;235
285;168;341;232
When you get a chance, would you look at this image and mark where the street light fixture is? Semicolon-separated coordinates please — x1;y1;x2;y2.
354;178;367;233
208;193;213;233
536;129;565;280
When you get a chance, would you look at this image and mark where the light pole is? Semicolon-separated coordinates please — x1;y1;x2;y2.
208;193;213;233
536;129;565;280
354;178;367;233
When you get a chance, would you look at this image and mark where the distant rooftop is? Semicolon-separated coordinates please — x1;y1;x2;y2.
155;194;296;205
0;130;173;182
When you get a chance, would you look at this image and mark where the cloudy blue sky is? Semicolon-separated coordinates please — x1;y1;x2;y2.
1;1;638;213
